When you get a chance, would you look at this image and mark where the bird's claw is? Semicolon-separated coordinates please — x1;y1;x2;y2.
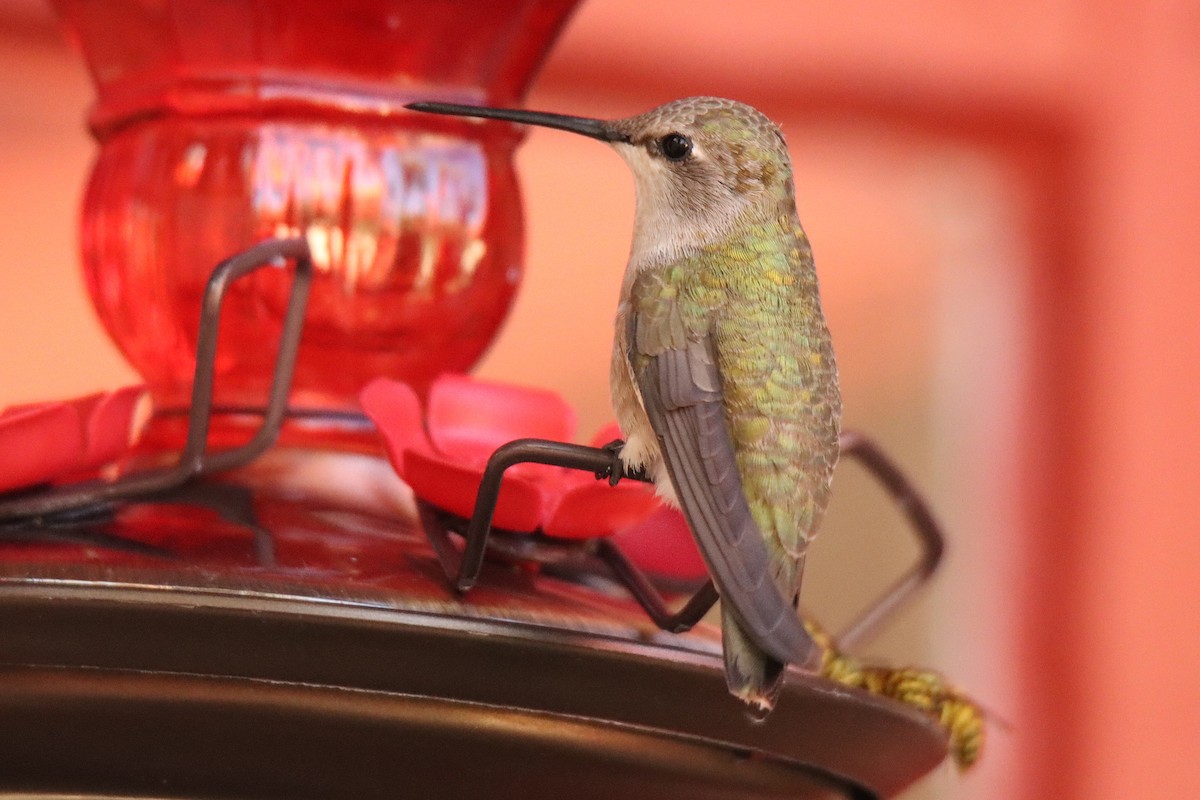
597;439;625;485
597;439;648;486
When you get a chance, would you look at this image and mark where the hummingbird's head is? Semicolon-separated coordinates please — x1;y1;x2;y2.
405;96;795;265
605;96;795;263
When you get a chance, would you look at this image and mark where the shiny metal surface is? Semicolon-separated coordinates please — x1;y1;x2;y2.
0;483;948;798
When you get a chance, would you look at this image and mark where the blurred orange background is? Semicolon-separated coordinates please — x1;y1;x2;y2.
2;1;1198;798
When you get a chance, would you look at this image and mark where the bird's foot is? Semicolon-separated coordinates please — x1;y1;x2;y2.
597;439;648;486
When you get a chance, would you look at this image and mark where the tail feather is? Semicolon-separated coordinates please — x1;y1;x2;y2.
722;605;787;717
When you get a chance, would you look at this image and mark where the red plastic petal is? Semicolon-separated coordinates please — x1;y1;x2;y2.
542;478;660;540
610;506;709;580
0;403;84;493
404;449;547;533
78;385;147;469
360;378;435;477
427;374;575;463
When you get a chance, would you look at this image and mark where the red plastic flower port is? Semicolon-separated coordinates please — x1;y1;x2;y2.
0;386;147;494
610;507;708;581
362;374;710;581
362;374;664;540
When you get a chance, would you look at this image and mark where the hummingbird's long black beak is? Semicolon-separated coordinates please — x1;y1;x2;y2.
405;101;628;143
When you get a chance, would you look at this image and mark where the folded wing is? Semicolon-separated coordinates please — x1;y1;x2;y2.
628;312;818;667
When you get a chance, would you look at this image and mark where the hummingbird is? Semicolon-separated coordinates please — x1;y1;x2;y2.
407;96;842;714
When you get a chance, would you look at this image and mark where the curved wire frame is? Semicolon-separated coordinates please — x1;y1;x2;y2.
417;431;945;650
0;238;313;524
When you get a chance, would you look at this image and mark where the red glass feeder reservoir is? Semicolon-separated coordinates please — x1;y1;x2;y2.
54;0;582;439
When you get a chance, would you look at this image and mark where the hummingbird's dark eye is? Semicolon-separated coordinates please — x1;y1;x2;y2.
659;133;692;161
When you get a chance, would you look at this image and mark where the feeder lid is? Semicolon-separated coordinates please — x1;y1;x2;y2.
0;503;948;799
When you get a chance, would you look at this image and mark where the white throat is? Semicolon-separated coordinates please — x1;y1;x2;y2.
616;144;749;277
